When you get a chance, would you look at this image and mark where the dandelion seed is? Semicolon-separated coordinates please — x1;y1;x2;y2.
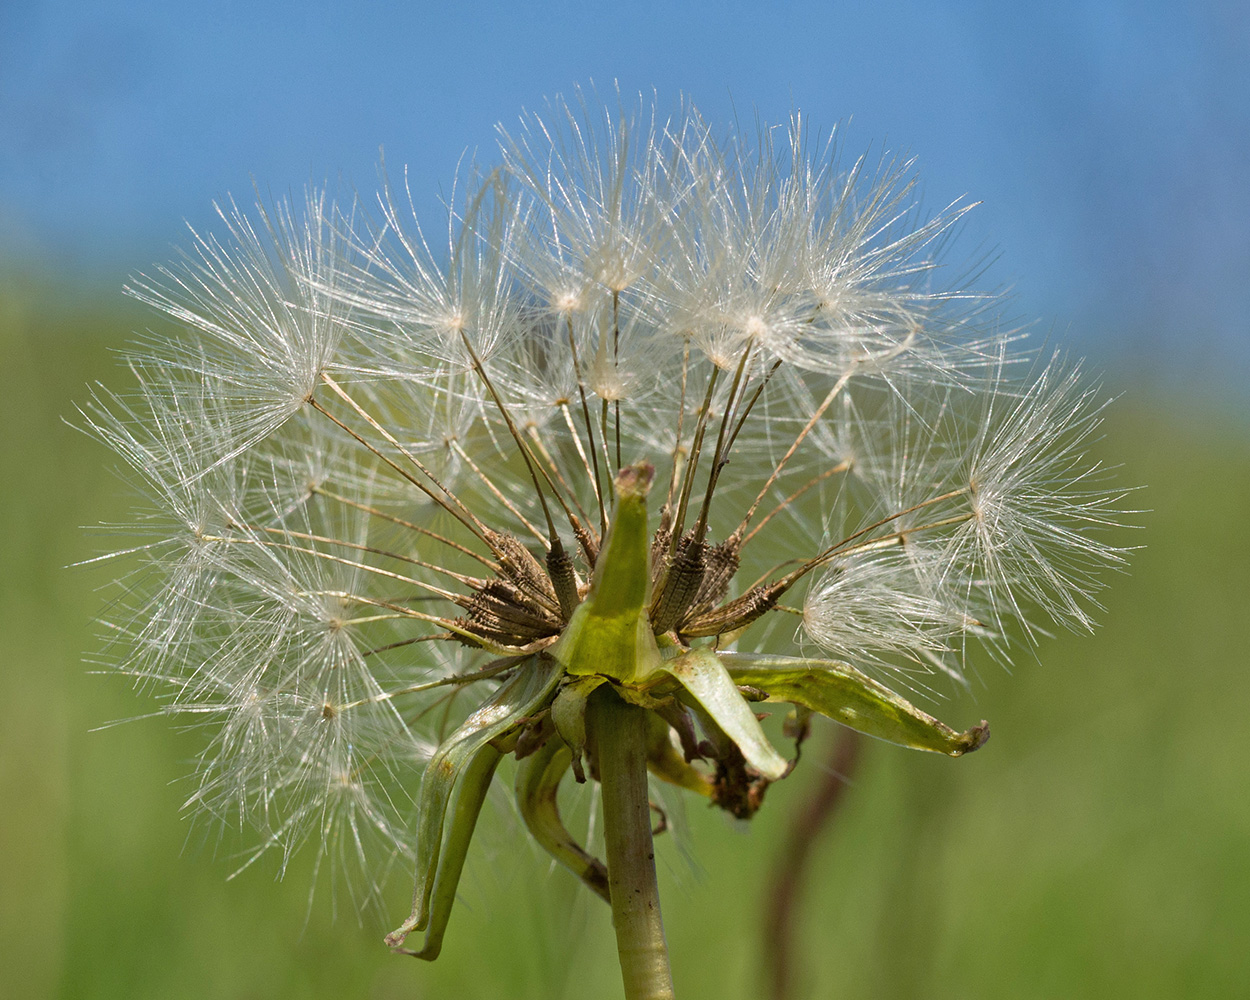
84;90;1131;1000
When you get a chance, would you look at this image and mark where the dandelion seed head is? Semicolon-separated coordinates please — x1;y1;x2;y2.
82;87;1133;914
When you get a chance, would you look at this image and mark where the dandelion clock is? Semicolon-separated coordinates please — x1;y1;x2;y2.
82;87;1129;1000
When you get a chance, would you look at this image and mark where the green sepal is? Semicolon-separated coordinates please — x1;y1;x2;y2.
553;465;661;683
718;652;990;756
551;674;607;782
644;709;713;796
659;648;790;780
515;737;611;903
387;653;562;949
393;744;502;960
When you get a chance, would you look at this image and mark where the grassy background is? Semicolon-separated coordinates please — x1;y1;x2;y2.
3;285;1248;999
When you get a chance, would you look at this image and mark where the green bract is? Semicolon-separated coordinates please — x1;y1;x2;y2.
386;466;988;964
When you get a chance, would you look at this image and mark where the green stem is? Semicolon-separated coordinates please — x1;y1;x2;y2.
590;685;676;1000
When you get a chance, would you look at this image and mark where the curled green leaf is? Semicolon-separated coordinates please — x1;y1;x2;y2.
393;745;502;960
387;653;562;949
719;652;989;756
515;737;611;903
644;708;713;797
659;648;790;780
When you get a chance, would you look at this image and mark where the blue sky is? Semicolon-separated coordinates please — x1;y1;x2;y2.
2;0;1246;390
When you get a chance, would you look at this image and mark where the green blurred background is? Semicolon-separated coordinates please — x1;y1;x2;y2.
2;279;1248;999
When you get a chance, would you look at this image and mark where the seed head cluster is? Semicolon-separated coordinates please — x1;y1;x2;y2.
83;89;1128;917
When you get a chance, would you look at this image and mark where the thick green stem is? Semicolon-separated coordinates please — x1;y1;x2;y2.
590;685;676;1000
